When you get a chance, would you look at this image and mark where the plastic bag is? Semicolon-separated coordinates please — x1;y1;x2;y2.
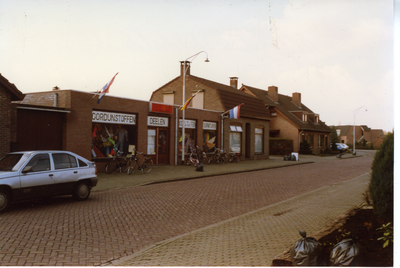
290;231;322;266
196;163;204;171
330;238;362;266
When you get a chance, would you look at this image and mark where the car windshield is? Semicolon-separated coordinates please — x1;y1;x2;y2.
0;153;30;171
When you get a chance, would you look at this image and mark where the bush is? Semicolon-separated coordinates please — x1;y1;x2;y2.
299;141;312;154
369;132;393;222
269;138;293;155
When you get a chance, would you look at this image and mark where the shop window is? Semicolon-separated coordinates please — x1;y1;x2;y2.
192;91;204;109
229;124;242;153
148;129;156;155
178;129;196;154
163;93;174;105
255;127;263;153
203;130;217;152
92;124;136;158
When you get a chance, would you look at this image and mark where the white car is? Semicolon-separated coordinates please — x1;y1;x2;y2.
336;143;349;152
0;151;97;212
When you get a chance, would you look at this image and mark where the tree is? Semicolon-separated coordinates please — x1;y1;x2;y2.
330;126;339;150
369;132;394;222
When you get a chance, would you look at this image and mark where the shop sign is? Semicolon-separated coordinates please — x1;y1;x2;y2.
92;111;136;125
203;121;217;130
148;116;169;127
149;102;173;114
179;119;196;129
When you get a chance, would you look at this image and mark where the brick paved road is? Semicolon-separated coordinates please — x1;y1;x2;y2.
0;155;373;266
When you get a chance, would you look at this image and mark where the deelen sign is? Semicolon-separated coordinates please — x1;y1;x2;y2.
149;102;173;114
148;116;169;127
92;111;136;125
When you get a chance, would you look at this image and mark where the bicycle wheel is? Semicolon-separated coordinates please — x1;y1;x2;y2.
119;158;129;173
105;159;117;174
141;159;153;174
126;159;135;175
235;155;240;163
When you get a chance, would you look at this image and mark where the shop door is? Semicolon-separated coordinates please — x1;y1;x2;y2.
148;128;169;165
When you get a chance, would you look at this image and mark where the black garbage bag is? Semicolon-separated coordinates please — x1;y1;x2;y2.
330;238;362;266
284;155;291;161
290;231;322;266
195;163;203;171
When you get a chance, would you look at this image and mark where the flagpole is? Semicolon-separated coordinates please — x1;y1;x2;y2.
222;103;244;115
181;51;209;165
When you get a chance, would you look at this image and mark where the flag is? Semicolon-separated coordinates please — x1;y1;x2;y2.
229;104;242;119
97;73;118;104
180;90;200;111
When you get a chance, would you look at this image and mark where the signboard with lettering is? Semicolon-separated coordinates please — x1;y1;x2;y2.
149;102;173;114
148;116;169;127
203;121;217;130
179;119;196;129
92;111;136;125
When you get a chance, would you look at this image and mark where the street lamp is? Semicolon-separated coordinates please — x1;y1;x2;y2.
181;51;209;164
353;106;367;155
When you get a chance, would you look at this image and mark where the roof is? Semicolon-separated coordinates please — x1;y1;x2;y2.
189;76;270;120
242;84;332;132
333;125;352;135
0;74;24;101
151;75;270;120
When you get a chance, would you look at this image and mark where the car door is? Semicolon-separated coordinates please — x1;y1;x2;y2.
19;153;55;199
51;153;80;196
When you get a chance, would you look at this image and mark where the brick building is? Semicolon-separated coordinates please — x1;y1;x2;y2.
150;61;271;160
0;74;24;156
240;85;332;154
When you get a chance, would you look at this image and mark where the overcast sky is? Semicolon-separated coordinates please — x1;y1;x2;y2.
0;0;395;131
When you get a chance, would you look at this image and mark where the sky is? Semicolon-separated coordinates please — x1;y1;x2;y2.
0;0;395;132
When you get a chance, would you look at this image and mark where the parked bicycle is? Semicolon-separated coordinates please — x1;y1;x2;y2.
105;149;131;174
228;152;241;163
126;151;153;175
207;148;226;164
185;150;200;166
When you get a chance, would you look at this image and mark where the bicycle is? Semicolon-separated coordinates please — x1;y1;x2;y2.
207;148;226;164
127;151;153;175
105;149;131;174
228;152;241;163
185;149;200;167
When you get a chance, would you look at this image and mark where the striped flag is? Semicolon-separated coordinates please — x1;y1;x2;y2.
180;90;200;111
97;73;119;104
229;104;242;119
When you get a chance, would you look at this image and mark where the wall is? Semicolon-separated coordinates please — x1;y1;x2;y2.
0;87;16;156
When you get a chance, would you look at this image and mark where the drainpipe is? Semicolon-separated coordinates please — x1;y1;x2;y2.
221;114;224;150
175;107;178;165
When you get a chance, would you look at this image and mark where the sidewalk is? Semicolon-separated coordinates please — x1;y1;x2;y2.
94;153;358;192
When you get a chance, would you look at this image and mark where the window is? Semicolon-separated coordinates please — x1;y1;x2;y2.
315;115;319;124
163;93;174;105
229;124;242;153
318;135;325;147
302;113;308;122
148;129;156;155
192;91;204;109
255;127;263;153
53;154;78;169
26;154;50;172
78;159;88;167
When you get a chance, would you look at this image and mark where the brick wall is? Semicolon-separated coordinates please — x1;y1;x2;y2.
0;86;13;156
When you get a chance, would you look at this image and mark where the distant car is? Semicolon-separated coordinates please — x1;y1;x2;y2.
0;151;97;212
336;143;349;152
230;144;241;153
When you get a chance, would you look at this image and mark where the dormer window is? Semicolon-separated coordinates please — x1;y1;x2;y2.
302;113;308;122
315;115;319;124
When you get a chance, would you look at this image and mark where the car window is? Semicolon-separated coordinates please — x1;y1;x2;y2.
0;153;24;171
78;159;88;167
53;153;78;169
26;154;50;172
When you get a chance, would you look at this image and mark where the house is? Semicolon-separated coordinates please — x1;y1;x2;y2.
150;61;271;160
240;85;332;154
333;125;385;149
0;74;24;156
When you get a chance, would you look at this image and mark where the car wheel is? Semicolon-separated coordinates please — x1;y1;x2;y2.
0;190;10;213
73;181;91;201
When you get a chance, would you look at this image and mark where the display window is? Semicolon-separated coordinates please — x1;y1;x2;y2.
91;123;136;158
229;125;242;153
203;121;217;152
255;127;263;153
178;129;196;154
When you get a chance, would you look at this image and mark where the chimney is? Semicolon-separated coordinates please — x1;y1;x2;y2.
180;61;191;77
52;86;59;91
268;86;279;102
230;77;238;89
292;92;301;107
